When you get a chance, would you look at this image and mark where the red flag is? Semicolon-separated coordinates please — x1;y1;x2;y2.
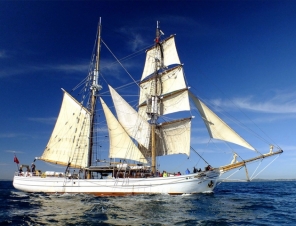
14;155;19;164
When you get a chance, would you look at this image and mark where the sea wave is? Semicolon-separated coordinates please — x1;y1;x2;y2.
1;181;295;225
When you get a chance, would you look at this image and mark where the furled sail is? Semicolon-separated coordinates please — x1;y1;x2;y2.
100;98;147;163
40;89;91;168
189;91;256;151
109;85;150;149
141;35;180;81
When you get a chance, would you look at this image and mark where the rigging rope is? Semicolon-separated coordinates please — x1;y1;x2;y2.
190;146;210;165
101;39;140;88
250;154;281;180
250;159;263;179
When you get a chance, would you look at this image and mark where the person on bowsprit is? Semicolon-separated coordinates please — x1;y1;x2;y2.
269;145;274;154
231;153;238;164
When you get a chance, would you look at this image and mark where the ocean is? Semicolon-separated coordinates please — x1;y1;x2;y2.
0;180;295;225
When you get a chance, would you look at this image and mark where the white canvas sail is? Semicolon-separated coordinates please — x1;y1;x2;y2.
139;89;190;117
100;98;147;163
189;91;255;151
141;36;180;81
156;118;192;156
138;118;191;157
109;85;151;149
41;89;91;168
139;66;190;118
139;66;186;104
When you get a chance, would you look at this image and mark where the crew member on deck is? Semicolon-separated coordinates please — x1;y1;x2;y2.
31;163;36;173
206;165;212;171
185;168;190;174
163;171;168;177
193;167;197;173
19;167;23;175
155;170;160;177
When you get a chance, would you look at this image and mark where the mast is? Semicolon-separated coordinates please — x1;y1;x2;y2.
87;18;102;179
150;21;163;174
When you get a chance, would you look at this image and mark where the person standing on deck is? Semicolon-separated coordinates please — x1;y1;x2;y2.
31;163;36;173
185;168;190;174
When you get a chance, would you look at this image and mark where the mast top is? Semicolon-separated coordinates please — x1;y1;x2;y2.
155;21;164;44
91;18;102;93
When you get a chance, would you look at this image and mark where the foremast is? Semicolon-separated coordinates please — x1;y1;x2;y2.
87;18;102;179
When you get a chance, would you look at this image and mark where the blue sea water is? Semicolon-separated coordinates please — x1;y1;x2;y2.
0;180;295;225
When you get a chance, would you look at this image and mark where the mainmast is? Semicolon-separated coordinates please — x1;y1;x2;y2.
87;18;102;179
149;21;163;174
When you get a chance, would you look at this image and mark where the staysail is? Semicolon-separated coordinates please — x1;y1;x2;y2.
100;98;147;163
189;91;256;151
109;85;151;149
40;89;91;168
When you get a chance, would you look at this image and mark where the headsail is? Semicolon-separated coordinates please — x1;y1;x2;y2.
189;91;256;151
41;89;91;168
109;85;150;149
100;98;147;163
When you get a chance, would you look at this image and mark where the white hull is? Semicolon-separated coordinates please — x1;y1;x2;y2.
13;170;220;195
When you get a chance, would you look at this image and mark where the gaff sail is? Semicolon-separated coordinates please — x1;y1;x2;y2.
41;89;91;168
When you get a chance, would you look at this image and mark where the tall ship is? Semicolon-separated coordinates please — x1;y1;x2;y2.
13;20;283;195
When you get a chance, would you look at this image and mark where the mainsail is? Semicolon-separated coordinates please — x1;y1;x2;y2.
41;89;91;168
155;118;192;156
100;97;147;163
189;91;256;151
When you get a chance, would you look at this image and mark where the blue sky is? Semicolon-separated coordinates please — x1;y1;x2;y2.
1;1;295;180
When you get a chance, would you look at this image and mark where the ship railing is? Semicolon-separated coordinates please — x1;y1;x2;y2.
14;171;40;177
14;171;73;178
